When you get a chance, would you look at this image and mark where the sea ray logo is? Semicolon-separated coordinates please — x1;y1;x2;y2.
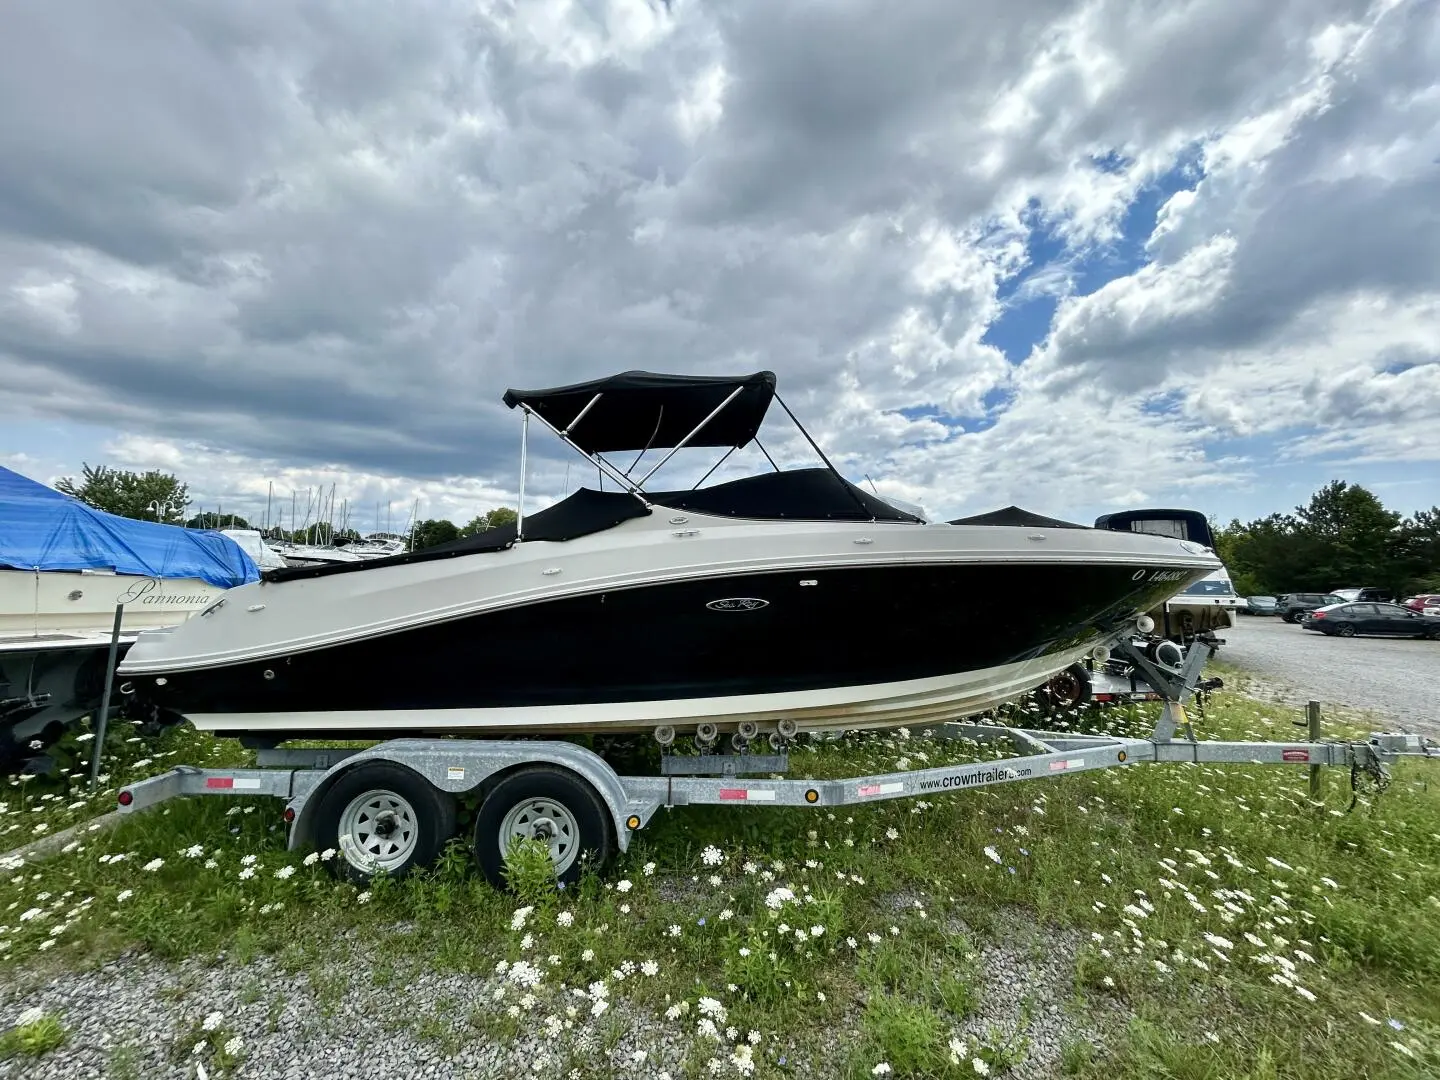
706;598;769;612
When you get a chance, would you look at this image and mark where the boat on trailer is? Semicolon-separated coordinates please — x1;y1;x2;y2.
118;370;1221;747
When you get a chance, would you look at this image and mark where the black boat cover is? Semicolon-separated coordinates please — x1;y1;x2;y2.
261;487;651;582
948;505;1088;529
1093;508;1213;548
651;468;922;523
502;370;777;453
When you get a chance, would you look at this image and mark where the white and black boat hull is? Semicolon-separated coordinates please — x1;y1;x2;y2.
124;554;1214;741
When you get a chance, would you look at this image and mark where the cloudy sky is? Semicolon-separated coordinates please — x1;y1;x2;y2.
2;0;1437;533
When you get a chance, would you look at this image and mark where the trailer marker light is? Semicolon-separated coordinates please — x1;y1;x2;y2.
804;789;819;803
117;790;133;807
1117;751;1127;762
283;807;296;823
626;815;641;830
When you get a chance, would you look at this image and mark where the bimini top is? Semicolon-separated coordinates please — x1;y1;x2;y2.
502;370;777;454
0;466;259;589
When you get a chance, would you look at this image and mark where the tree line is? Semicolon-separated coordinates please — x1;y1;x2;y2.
53;463;517;551
1216;481;1440;599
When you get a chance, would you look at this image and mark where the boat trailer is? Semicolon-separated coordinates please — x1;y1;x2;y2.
115;638;1439;886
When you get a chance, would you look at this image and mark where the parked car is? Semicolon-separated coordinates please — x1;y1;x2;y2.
1401;594;1440;616
1329;587;1393;603
1275;592;1347;623
1243;595;1278;616
1301;602;1440;639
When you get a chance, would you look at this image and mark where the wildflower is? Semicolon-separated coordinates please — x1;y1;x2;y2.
116;890;132;903
520;933;534;951
238;867;255;881
203;860;217;870
143;858;165;872
274;865;295;880
320;849;336;861
748;1031;761;1045
667;924;681;937
810;925;824;938
643;862;656;876
884;827;899;841
223;1036;242;1056
202;1011;224;1032
701;845;724;867
1359;1012;1381;1025
511;906;534;931
581;949;595;962
302;852;319;867
873;1065;892;1076
983;846;1001;864
356;891;371;904
708;874;723;887
719;908;733;922
1294;985;1316;1002
184;845;205;859
973;1060;990;1076
641;960;659;977
557;911;574;928
616;879;632;893
241;854;257;866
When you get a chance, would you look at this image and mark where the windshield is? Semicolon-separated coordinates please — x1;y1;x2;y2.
1180;578;1237;597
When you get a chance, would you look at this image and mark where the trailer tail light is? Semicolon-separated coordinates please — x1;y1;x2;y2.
117;789;133;807
283;807;295;823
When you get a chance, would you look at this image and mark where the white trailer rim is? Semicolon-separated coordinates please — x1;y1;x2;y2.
499;797;581;874
338;789;420;873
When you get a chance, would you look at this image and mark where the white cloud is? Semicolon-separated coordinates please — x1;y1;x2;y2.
0;0;1436;528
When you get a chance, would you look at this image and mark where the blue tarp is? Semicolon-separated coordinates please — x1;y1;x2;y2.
0;467;258;589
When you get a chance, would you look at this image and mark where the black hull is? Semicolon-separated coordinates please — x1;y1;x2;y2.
137;562;1205;725
0;640;134;770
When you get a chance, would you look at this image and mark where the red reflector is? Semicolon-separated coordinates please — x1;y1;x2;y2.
205;777;235;789
283;807;295;823
117;790;133;807
718;789;747;801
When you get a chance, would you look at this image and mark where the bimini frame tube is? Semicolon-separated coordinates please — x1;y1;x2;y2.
635;384;747;487
523;403;651;505
516;407;530;542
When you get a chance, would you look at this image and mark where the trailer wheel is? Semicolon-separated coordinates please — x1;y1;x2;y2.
1045;663;1093;711
474;766;615;889
312;763;457;885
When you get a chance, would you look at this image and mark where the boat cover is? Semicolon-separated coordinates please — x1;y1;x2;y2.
0;467;259;588
948;505;1088;529
650;468;922;523
263;486;652;582
502;370;777;453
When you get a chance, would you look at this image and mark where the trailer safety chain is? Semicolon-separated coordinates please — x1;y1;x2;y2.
1346;752;1392;814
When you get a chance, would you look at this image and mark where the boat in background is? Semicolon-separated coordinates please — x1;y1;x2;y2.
0;467;258;769
120;369;1219;748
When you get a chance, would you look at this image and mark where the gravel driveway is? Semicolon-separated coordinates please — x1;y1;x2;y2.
1220;615;1440;739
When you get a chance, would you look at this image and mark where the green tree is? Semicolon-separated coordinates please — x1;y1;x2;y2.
459;507;518;537
411;518;461;550
186;512;251;530
55;463;190;523
1292;481;1402;592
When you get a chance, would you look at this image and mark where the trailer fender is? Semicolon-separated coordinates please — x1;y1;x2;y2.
286;738;647;856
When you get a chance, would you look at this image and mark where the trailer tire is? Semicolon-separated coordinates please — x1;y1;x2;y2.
312;763;457;885
474;766;615;890
1045;663;1093;711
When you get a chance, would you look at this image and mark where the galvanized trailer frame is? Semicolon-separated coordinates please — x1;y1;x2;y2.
115;638;1439;880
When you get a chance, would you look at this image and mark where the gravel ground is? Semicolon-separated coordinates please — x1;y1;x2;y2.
1220;615;1440;739
0;906;1103;1079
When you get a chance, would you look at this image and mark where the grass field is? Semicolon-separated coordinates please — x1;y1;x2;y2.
0;683;1437;1078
